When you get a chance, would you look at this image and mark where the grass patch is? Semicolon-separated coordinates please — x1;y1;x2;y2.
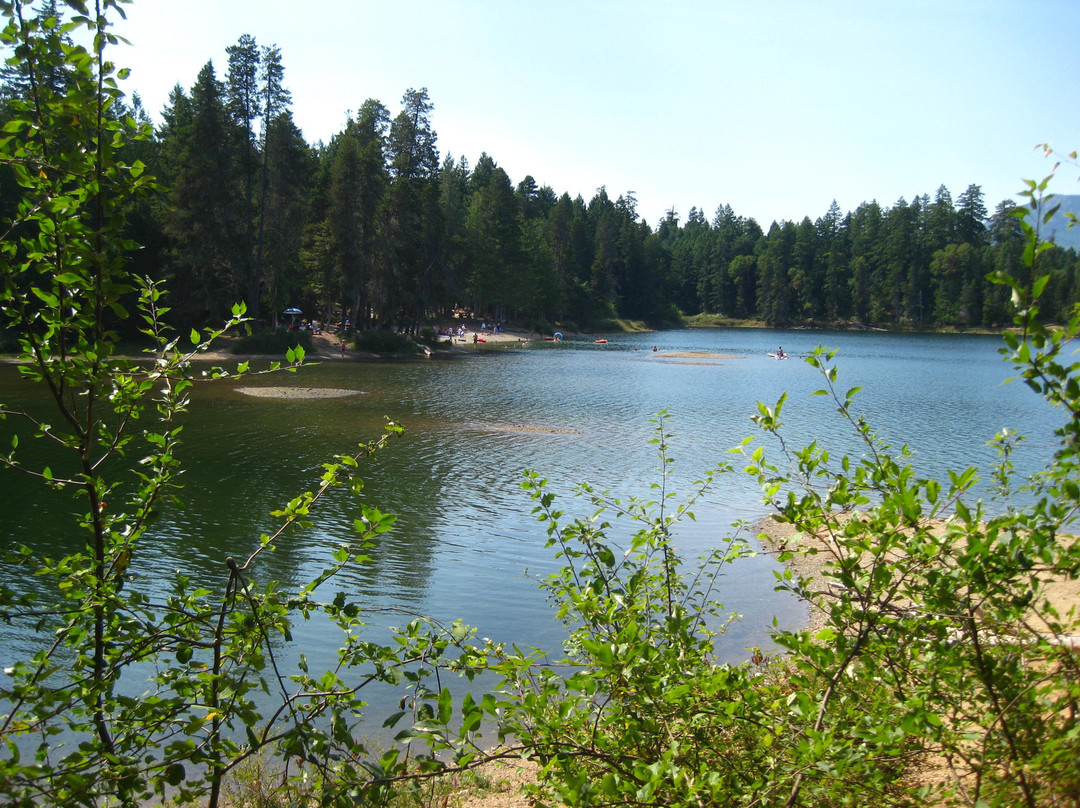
683;312;766;328
588;317;654;333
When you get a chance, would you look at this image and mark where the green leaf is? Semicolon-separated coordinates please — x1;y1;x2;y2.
382;710;407;728
163;763;185;787
1032;274;1050;300
437;686;453;725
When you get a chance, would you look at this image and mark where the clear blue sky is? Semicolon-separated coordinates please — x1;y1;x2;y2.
114;0;1079;229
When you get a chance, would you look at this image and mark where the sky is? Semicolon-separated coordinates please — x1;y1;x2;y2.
110;0;1080;229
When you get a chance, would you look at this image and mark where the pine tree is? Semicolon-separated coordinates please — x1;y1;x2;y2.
956;183;988;247
160;63;242;327
225;34;262;318
382;88;441;329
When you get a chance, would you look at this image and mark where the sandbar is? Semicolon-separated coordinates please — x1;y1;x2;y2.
235;386;363;399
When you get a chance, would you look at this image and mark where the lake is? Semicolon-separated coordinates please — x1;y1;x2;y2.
0;328;1063;724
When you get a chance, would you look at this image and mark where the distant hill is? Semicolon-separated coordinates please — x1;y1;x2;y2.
1040;194;1080;250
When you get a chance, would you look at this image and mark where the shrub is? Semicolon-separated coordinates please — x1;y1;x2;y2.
480;177;1080;807
231;327;313;355
0;8;478;806
351;329;419;354
526;317;554;335
0;324;18;353
418;325;453;349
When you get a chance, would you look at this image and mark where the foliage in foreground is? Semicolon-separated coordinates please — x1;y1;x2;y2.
1;2;1078;807
485;188;1079;807
0;4;483;806
482;182;1079;807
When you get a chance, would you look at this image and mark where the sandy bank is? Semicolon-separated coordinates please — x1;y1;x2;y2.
755;514;1080;639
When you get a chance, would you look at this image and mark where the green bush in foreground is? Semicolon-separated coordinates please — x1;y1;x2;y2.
0;5;477;806
484;179;1079;807
489;420;799;807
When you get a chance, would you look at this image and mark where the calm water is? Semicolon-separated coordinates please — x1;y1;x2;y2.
0;328;1063;721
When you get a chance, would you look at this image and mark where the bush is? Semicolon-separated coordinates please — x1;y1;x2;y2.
418;325;453;349
231;327;313;355
351;329;420;354
0;9;478;806
526;317;554;335
490;414;784;807
480;177;1080;807
0;325;19;353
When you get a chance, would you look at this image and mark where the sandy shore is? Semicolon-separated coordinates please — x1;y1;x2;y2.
317;327;547;358
754;515;830;633
754;514;1080;639
137;327;544;366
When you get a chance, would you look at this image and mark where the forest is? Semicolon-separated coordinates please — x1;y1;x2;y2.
3;16;1079;337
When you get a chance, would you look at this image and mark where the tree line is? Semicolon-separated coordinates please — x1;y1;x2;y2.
3;16;1078;334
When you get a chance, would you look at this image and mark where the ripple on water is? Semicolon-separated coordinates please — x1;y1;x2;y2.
0;331;1063;700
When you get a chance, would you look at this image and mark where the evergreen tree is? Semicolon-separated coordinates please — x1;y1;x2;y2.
728;253;758;318
884;197;920;322
543;193;578;321
33;20;1073;335
465;163;521;319
704;204;745;316
757;220;797;324
382;88;441;329
516;174;542;219
160;63;242;327
847;201;885;322
519;214;559;323
818;200;850;320
327;100;389;329
618;217;658;321
254;44;295;318
225;34;262;318
388;87;438;182
469;152;497;194
956;183;988;247
438;154;471;312
790;216;820;319
259;111;312;319
930;242;978;324
983;199;1026;325
925;184;956;251
0;0;72;104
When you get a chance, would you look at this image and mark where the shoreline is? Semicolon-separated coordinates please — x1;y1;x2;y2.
753;515;829;634
0;320;1012;368
753;514;1080;639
